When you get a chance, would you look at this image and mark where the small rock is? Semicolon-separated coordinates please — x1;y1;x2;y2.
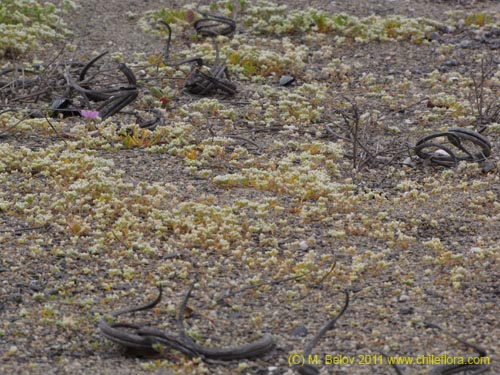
443;59;459;67
229;312;243;319
479;160;496;173
398;294;410;302
46;288;59;296
458;39;472;48
290;324;309;337
403;157;416;167
400;307;414;315
50;97;78;118
433;149;451;158
427;32;440;41
279;75;295;86
486;38;500;49
299;240;309;250
489;27;500;36
8;293;23;304
28;110;45;118
438;25;455;34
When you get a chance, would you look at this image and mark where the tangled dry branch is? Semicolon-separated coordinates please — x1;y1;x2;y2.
99;284;275;361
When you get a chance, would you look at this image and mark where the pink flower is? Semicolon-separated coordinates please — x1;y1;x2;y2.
186;9;195;23
80;110;100;120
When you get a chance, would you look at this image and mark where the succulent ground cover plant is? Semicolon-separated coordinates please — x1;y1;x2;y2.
0;0;73;58
0;0;499;374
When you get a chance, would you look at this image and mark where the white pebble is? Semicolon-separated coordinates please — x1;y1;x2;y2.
398;294;410;302
433;149;450;157
299;240;309;250
403;157;416;167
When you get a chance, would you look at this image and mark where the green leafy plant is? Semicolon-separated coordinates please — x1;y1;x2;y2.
118;127;164;148
465;13;492;27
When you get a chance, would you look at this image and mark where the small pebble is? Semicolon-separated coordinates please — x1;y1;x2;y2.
290;324;309;337
399;307;414;315
433;149;450;158
279;75;295;86
8;346;18;355
427;32;440;41
403;157;416;167
479;160;496;173
458;39;472;48
299;240;309;250
486;39;500;49
398;294;410;302
443;59;459;67
439;25;455;34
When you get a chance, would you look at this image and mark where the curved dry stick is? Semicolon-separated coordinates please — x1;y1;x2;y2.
414;141;458;167
303;290;350;357
158;20;203;68
64;69;111;102
68;61;138;104
424;322;490;375
169;281;274;360
294;290;350;375
0;109;18;116
194;13;236;37
137;108;164;130
447;128;491;160
176;282;196;347
1;53;137;120
99;286;168;350
78;51;109;82
99;285;275;361
89;64;138;119
118;63;137;86
74;51;113;102
157;15;236;96
98;89;138;120
414;128;491;167
160;20;173;64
